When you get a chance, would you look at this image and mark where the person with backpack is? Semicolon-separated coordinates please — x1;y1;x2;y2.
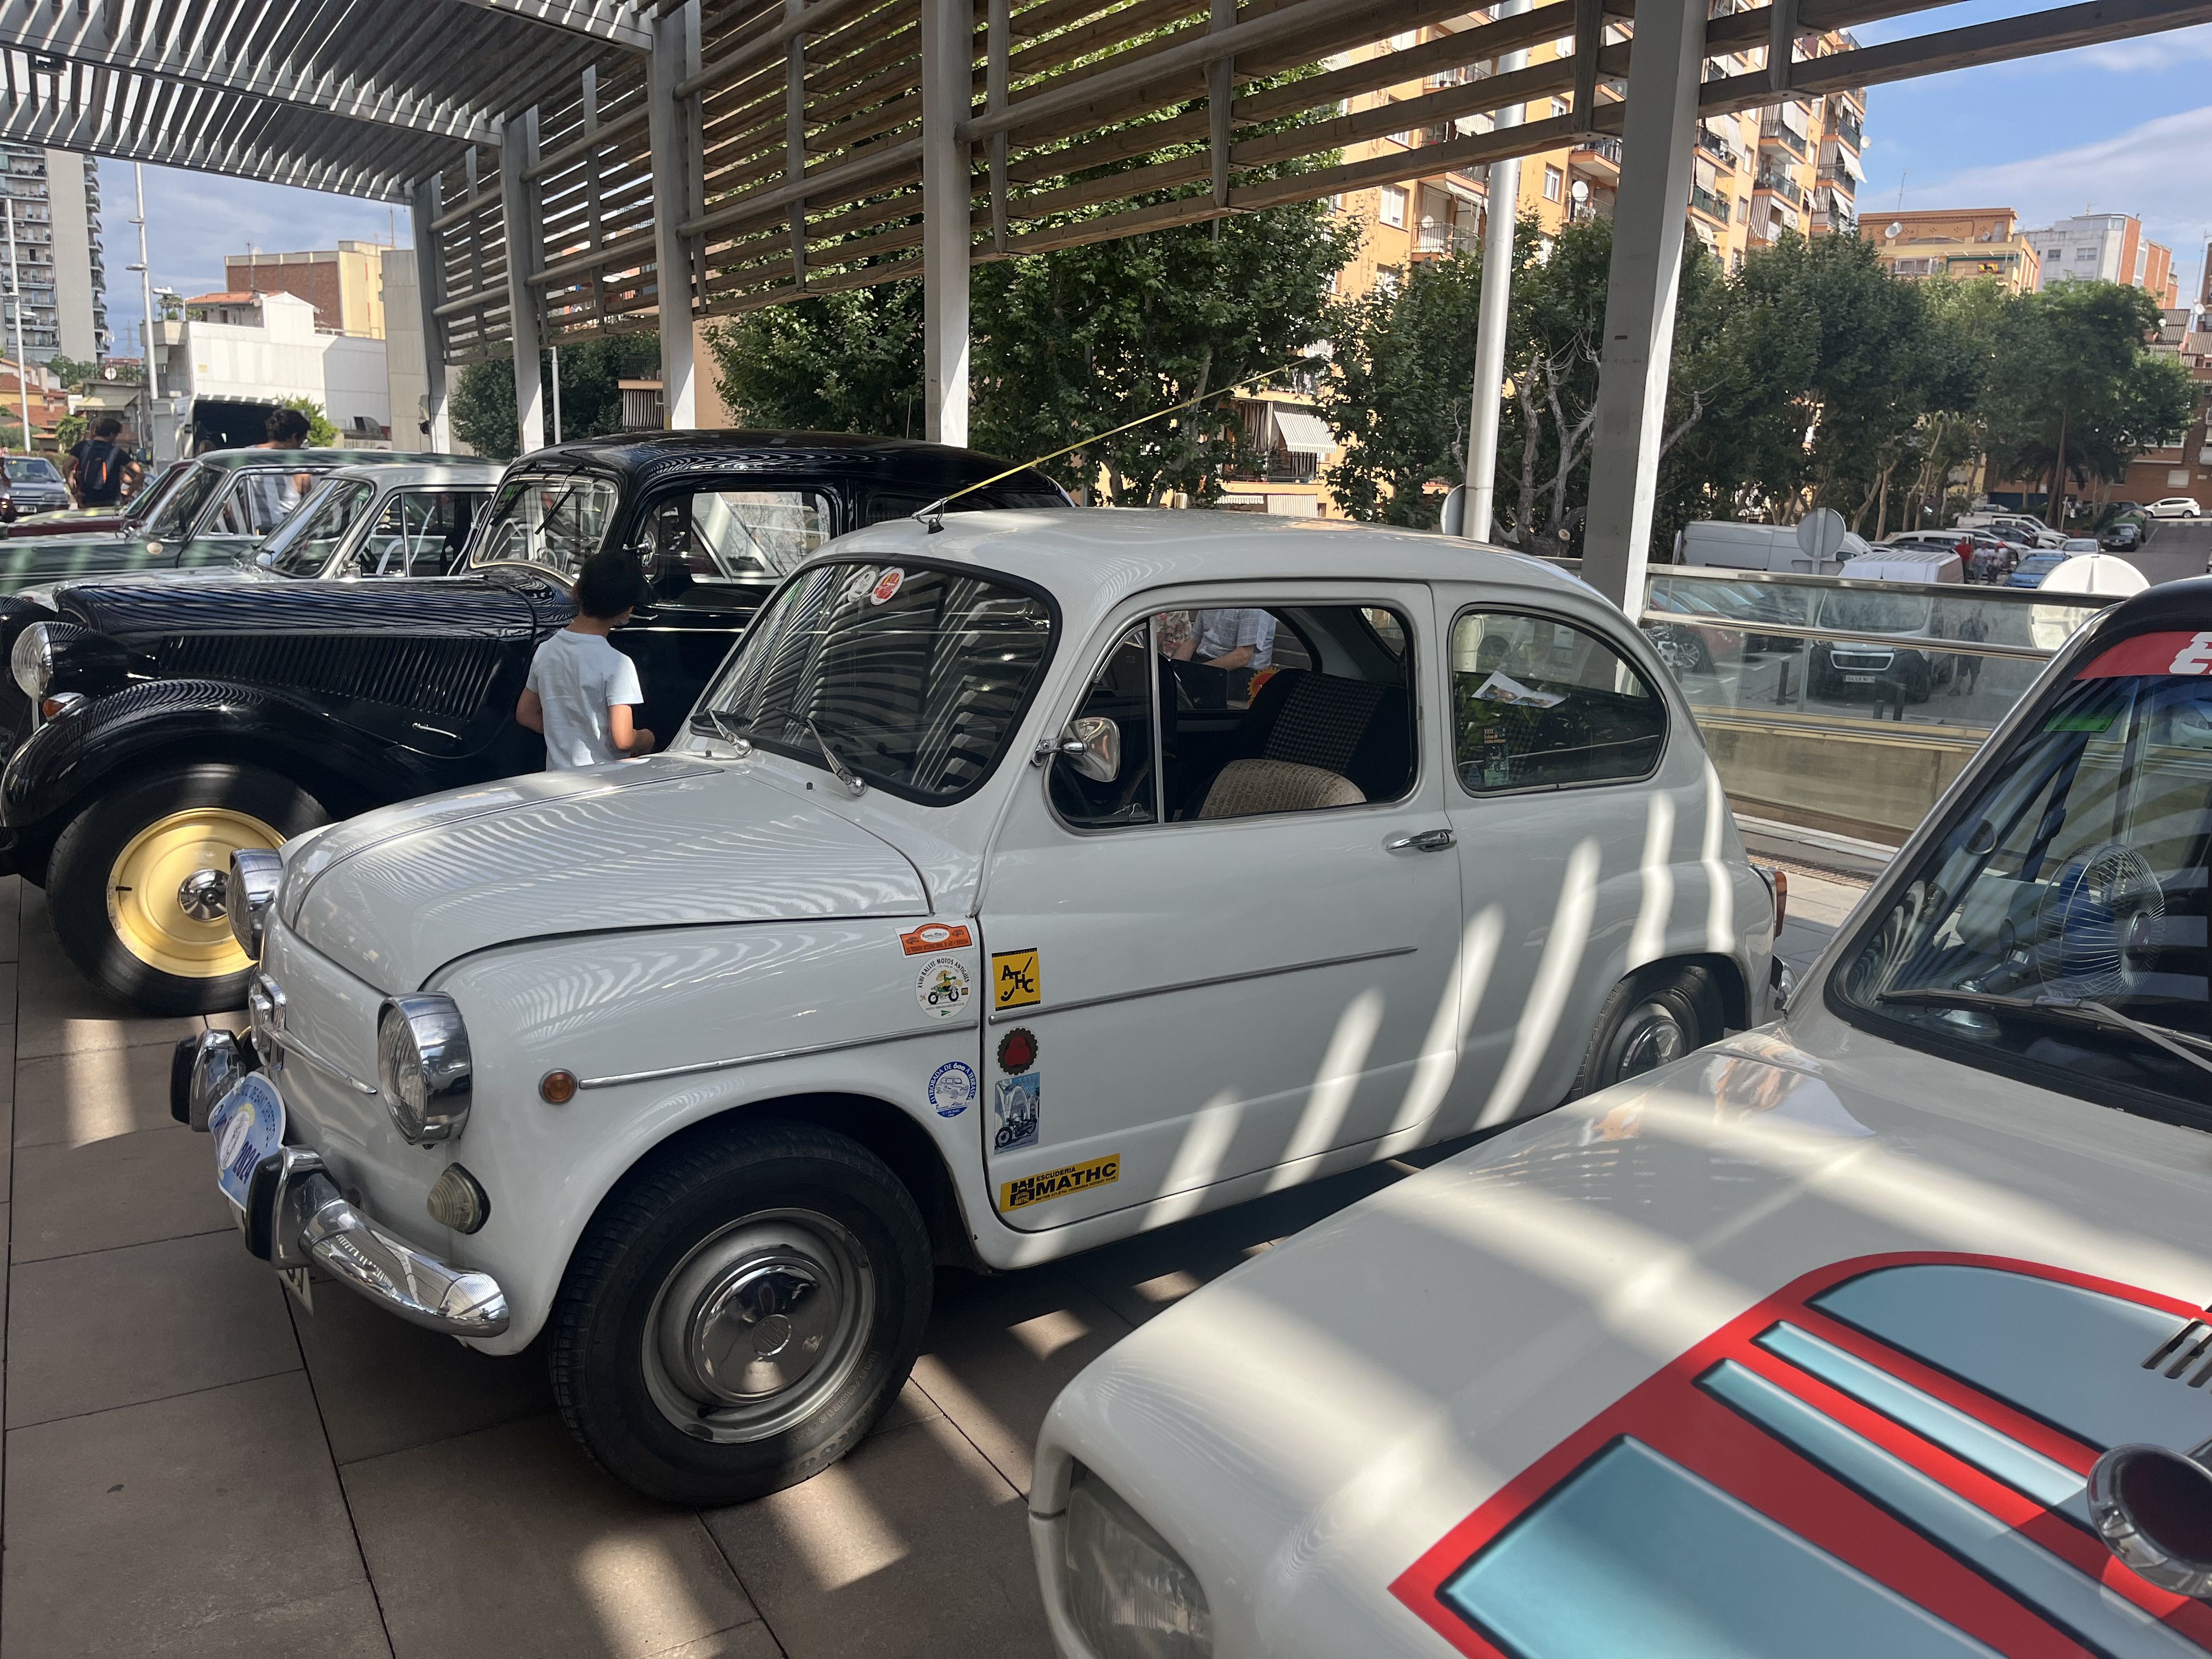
65;415;142;508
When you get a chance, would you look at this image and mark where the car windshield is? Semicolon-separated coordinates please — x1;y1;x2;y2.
1816;590;1934;634
469;473;620;575
256;478;379;578
146;461;224;540
6;456;59;483
1838;632;2212;1113
121;461;189;527
700;560;1054;802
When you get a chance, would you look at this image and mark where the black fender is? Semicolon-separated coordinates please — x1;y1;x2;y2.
1;677;501;849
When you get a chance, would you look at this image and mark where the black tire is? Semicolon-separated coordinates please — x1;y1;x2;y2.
1570;962;1725;1099
550;1120;933;1508
46;762;326;1015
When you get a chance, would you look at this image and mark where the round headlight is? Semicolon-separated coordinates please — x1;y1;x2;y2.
376;995;473;1144
10;621;56;700
1063;1470;1212;1659
227;848;284;959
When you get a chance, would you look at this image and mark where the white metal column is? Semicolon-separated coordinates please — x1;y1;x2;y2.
1579;0;1706;612
650;1;700;428
920;0;971;446
1464;0;1531;542
501;109;547;454
410;174;452;451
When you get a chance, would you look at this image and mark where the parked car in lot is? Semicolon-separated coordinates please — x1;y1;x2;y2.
2147;497;2203;518
1028;576;2212;1659
2006;549;2073;588
177;509;1779;1506
1805;549;1962;702
2104;519;2146;551
1;433;1067;1012
0;447;461;595
1;453;72;520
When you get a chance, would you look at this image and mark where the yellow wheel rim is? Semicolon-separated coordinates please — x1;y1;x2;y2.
106;808;283;980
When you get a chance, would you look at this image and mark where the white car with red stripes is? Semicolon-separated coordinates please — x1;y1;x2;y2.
1029;589;2212;1659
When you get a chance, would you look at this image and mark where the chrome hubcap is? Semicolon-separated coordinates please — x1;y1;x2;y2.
1616;1000;1687;1080
644;1211;872;1444
176;867;230;922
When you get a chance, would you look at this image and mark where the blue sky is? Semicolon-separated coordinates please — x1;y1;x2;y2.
95;5;2212;356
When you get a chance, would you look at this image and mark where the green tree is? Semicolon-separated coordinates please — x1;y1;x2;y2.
53;411;87;450
277;396;339;447
708;285;924;437
449;332;662;459
43;354;101;392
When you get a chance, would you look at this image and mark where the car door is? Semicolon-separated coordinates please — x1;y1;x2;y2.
1432;596;1714;1135
974;586;1463;1231
178;466;330;568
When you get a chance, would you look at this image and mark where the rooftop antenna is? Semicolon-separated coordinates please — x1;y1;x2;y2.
1895;170;1906;212
911;359;1301;531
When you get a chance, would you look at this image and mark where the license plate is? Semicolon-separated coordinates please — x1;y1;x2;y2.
1843;673;1877;683
210;1073;285;1212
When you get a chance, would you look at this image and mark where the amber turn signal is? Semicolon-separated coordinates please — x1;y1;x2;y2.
539;1069;579;1104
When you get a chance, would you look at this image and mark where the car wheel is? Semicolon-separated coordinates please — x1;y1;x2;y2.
1649;625;1713;678
550;1119;932;1508
46;762;326;1014
1570;962;1724;1098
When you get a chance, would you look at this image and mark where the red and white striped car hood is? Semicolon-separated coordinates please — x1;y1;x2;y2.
1036;1017;2212;1659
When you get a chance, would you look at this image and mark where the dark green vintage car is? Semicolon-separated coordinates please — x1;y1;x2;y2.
0;447;469;595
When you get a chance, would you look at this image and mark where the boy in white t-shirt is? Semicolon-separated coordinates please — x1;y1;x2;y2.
517;551;657;769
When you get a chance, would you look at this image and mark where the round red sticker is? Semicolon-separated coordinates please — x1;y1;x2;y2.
870;568;904;606
996;1028;1038;1075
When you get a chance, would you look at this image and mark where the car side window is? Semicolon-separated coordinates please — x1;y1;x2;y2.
205;469;321;538
1053;604;1415;828
637;488;829;584
357;490;483;578
1452;610;1665;793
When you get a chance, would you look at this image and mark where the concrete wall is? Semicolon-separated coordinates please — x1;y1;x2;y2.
42;150;99;362
382;255;428;443
183;292;390;430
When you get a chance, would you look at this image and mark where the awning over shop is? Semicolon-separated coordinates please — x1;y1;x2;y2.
1271;408;1337;458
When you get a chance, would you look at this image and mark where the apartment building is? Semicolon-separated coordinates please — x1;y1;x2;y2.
0;144;109;364
224;241;390;338
2021;212;2177;305
1864;207;2041;292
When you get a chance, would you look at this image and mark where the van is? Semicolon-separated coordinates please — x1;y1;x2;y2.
1806;546;1963;703
1674;518;1871;574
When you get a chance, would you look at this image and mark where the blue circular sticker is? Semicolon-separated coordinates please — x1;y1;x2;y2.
928;1060;977;1118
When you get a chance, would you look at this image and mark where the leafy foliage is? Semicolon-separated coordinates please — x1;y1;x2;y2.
450;333;663;459
708;286;925;438
276;396;338;447
42;355;103;392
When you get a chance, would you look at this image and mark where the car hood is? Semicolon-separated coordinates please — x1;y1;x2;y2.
1041;1022;2212;1657
281;756;929;989
17;563;259;611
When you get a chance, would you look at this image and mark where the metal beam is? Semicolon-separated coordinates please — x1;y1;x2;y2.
0;91;415;200
502;108;547;454
0;2;506;145
453;0;652;52
412;175;454;450
920;0;969;445
649;2;699;427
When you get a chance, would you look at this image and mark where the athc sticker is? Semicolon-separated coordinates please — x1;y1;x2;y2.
996;1027;1038;1075
870;567;905;606
993;1073;1040;1153
900;921;973;956
1001;1154;1119;1212
991;947;1041;1011
927;1060;977;1119
915;956;972;1020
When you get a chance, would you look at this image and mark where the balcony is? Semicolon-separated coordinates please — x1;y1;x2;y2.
1696;128;1743;172
1759;121;1810;159
1570;136;1623;181
1754;171;1804;206
1413;219;1481;257
1830;113;1863;150
1815;165;1856;198
1689;184;1732;223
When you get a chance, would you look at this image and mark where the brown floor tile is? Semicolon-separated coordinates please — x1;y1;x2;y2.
909;1267;1133;1497
290;1282;555;1465
8;1228;301;1428
14;887;202;1060
10;1121;233;1262
1;1371;390;1658
704;1414;1046;1659
0;871;20;964
13;1038;184;1149
343;1413;761;1659
654;1628;786;1659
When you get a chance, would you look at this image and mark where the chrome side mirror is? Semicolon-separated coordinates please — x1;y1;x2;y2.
1059;716;1120;782
2089;1443;2212;1598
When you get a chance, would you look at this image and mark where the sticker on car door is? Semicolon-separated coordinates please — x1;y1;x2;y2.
991;947;1041;1010
1000;1154;1117;1212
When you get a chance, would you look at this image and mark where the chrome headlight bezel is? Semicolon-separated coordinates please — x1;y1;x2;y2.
227;848;284;959
1062;1468;1213;1659
376;994;474;1145
10;620;57;700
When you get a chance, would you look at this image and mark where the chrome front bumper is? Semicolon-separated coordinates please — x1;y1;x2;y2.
174;1032;509;1339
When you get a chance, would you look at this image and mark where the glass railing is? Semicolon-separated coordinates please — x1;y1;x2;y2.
1689;184;1731;221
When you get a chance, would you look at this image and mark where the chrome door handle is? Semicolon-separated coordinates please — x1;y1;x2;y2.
1386;828;1457;853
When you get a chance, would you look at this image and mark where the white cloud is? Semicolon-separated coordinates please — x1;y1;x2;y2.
2077;21;2212;72
1909;101;2212;260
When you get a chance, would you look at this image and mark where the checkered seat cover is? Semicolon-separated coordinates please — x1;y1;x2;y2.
1238;669;1411;803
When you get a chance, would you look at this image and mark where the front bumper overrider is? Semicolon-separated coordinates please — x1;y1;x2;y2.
174;1030;509;1338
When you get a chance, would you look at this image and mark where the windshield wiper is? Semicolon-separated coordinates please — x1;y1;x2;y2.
1877;988;2212;1079
687;707;752;753
806;719;867;797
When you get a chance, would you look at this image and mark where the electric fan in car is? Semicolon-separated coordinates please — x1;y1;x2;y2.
2035;841;2165;1000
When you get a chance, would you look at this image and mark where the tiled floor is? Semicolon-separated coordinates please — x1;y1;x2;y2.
0;877;1442;1658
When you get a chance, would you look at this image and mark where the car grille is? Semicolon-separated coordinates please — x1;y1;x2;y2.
156;634;506;718
1829;647;1895;670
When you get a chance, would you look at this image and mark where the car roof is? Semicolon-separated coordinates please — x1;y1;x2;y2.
324;461;505;488
818;507;1602;615
506;428;1065;495
187;447;475;472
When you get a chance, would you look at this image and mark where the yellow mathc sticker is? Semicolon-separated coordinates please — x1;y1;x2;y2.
1000;1154;1119;1212
991;947;1041;1011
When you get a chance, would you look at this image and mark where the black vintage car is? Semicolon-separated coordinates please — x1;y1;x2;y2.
0;431;1067;1012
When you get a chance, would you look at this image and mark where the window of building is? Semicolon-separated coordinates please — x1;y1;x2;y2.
1379;185;1407;227
1375;265;1403;295
1052;606;1414;829
1543;166;1564;202
1450;611;1665;793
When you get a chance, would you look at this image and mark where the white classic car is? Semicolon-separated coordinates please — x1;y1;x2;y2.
1027;585;2212;1658
176;509;1776;1505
